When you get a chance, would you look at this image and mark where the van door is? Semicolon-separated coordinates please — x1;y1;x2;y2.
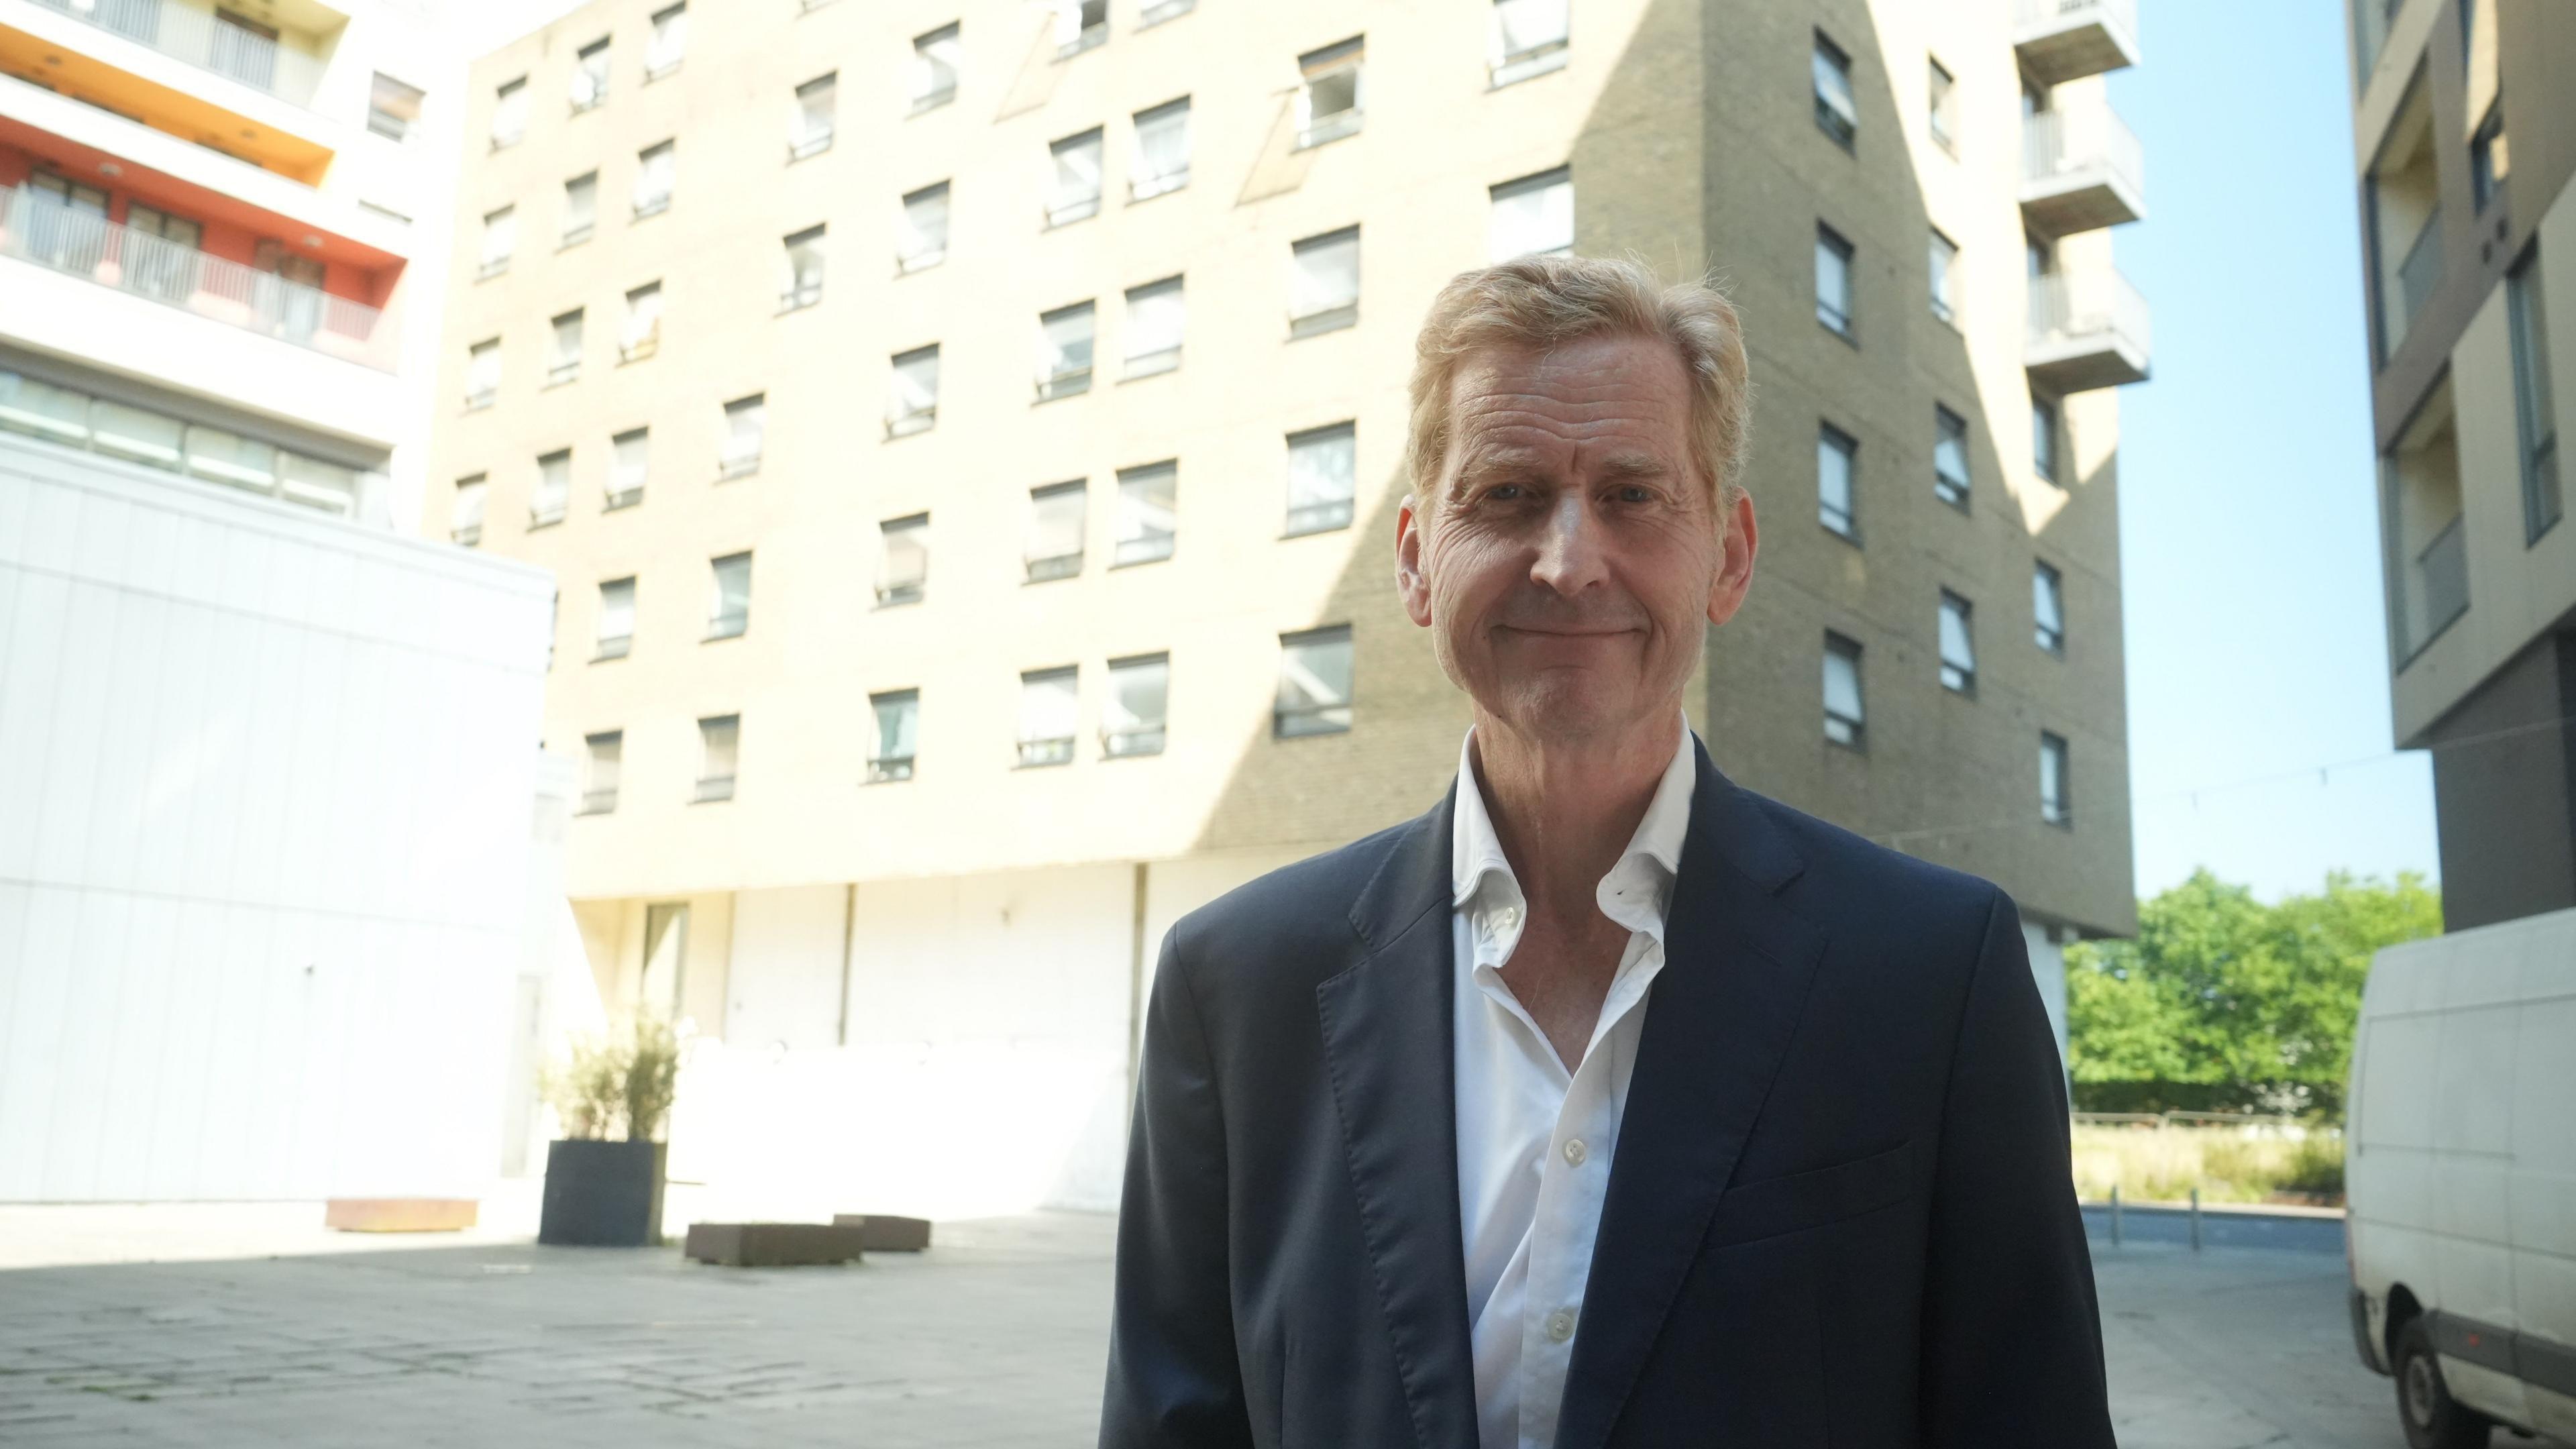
2510;987;2576;1440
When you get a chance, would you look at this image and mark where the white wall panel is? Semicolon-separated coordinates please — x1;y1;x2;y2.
0;435;552;1201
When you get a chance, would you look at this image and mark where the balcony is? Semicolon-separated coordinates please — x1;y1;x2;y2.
2022;103;2143;236
2027;268;2150;393
2012;0;2138;87
19;0;328;106
1;186;393;372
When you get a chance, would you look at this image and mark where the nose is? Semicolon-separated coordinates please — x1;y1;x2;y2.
1529;490;1611;597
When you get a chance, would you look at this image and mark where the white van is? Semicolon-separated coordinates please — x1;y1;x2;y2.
2347;904;2576;1448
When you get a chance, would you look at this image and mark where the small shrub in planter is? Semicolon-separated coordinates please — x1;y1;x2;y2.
538;1019;682;1247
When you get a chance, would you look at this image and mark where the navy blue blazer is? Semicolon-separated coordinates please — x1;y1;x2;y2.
1099;741;2114;1448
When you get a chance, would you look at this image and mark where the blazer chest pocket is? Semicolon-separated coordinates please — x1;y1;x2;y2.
1703;1136;1920;1250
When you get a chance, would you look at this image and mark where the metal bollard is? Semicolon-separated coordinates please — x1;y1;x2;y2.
2189;1187;2202;1252
2110;1184;2123;1247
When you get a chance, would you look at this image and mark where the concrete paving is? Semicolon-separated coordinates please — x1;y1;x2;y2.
0;1204;2421;1447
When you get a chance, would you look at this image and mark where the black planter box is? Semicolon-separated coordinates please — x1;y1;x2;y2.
833;1214;932;1252
684;1222;866;1267
538;1138;666;1247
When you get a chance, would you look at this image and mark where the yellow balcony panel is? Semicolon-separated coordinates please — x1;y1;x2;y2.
0;7;335;182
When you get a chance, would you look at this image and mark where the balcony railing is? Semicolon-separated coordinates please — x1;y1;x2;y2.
2396;209;2443;339
26;0;325;107
2414;515;2469;647
2027;267;2151;391
0;186;394;371
2021;104;2144;233
2012;0;2138;85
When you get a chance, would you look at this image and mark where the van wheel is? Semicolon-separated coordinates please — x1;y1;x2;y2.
2395;1318;2491;1449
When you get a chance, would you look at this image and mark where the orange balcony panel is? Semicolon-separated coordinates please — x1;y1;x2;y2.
0;20;329;183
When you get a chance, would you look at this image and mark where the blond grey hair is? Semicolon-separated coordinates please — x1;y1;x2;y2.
1405;254;1752;516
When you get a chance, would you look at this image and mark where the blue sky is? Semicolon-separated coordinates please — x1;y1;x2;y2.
2106;2;2440;903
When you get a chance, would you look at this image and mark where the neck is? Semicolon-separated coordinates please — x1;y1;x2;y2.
1470;704;1682;916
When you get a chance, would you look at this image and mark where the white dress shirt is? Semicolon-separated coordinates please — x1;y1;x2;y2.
1452;717;1699;1449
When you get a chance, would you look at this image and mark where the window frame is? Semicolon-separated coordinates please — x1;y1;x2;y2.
1822;631;1866;749
1816;223;1856;339
1817;421;1859;541
1933;404;1972;509
1812;31;1857;149
1275;624;1356;738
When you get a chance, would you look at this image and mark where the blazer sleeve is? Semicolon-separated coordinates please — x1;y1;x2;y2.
1917;890;2116;1448
1098;926;1255;1449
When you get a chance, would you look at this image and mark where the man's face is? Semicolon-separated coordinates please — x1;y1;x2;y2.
1397;332;1756;746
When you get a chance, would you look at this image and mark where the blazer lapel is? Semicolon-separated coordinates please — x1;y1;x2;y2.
1315;784;1481;1449
1552;743;1827;1449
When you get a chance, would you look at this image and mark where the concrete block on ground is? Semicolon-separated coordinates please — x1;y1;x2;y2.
833;1214;932;1252
684;1222;866;1267
324;1199;478;1232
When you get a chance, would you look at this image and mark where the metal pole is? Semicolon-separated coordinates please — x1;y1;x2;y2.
2110;1184;2123;1247
2189;1186;2202;1252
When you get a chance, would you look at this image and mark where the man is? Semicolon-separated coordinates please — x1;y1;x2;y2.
1099;256;2113;1448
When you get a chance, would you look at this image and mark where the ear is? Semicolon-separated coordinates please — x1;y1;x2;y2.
1706;487;1758;627
1396;491;1434;628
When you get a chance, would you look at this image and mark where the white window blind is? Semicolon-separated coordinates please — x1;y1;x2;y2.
582;731;622;810
561;172;597;243
548;309;584;382
1038;302;1095;398
533;449;571;524
888;346;939;434
1104;653;1169;757
720;394;765;478
782;225;826;310
1296;37;1363;147
479;206;515;274
900;182;949;271
466;339;500;406
1492;0;1568;84
596;577;635;654
697;714;739;798
1287;422;1357;533
1018;668;1079;765
1929;228;1958;323
1116;461;1177;565
572;38;610;111
1277;626;1354;736
491;77;528;147
633;140;676;215
708;552;752;637
1489;166;1573;260
1124;276;1184;376
1026;482;1087;578
1049;129;1104;225
878;513;928;604
621;282;661;361
647;3;687;77
1132;99;1191;199
451;475;487;543
1290;227;1360;334
1053;0;1106;56
793;73;837;158
871;692;919;779
609;429;648;506
912;24;960;109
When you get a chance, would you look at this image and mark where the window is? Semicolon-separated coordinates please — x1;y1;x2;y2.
900;182;950;272
1132;99;1191;201
1141;0;1194;25
1018;667;1079;766
888;345;939;436
2040;732;2072;825
478;205;515;278
912;23;961;113
1026;481;1087;580
792;74;837;159
2031;395;2059;484
877;513;928;605
1813;32;1856;147
2470;100;2508;213
1491;0;1568;85
1038;302;1095;399
780;225;826;311
1287;422;1357;534
490;76;528;149
647;3;687;80
608;428;648;508
1815;224;1854;337
121;203;201;302
466;338;500;409
870;690;920;782
571;38;610;113
1937;590;1976;694
561;170;597;246
368;73;424;140
1053;0;1106;58
1124;276;1185;378
1049;128;1105;226
1290;227;1361;337
2508;248;2561;541
693;714;739;801
620;282;662;362
1817;423;1858;539
1101;653;1170;758
706;552;752;639
1927;58;1956;150
580;731;622;814
1116;461;1178;566
596;577;636;658
720;394;765;479
1296;38;1364;148
532;449;571;525
1934;405;1970;507
633;140;676;217
1277;625;1354;737
1928;228;1958;324
1822;633;1864;747
1489;166;1573;261
547;309;584;384
2034;561;2065;654
452;474;487;545
0;372;370;517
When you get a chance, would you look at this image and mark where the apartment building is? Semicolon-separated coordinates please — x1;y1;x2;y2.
2351;0;2576;932
0;0;569;1200
435;0;2145;1216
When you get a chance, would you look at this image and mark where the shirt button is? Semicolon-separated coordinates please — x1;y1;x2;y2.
1562;1138;1588;1166
1546;1309;1576;1343
1497;905;1521;930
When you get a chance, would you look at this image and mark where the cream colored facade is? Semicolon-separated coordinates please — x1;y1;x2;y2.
436;0;2142;1213
2351;0;2576;932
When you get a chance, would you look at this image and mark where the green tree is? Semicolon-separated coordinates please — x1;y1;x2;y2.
2067;869;2440;1119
